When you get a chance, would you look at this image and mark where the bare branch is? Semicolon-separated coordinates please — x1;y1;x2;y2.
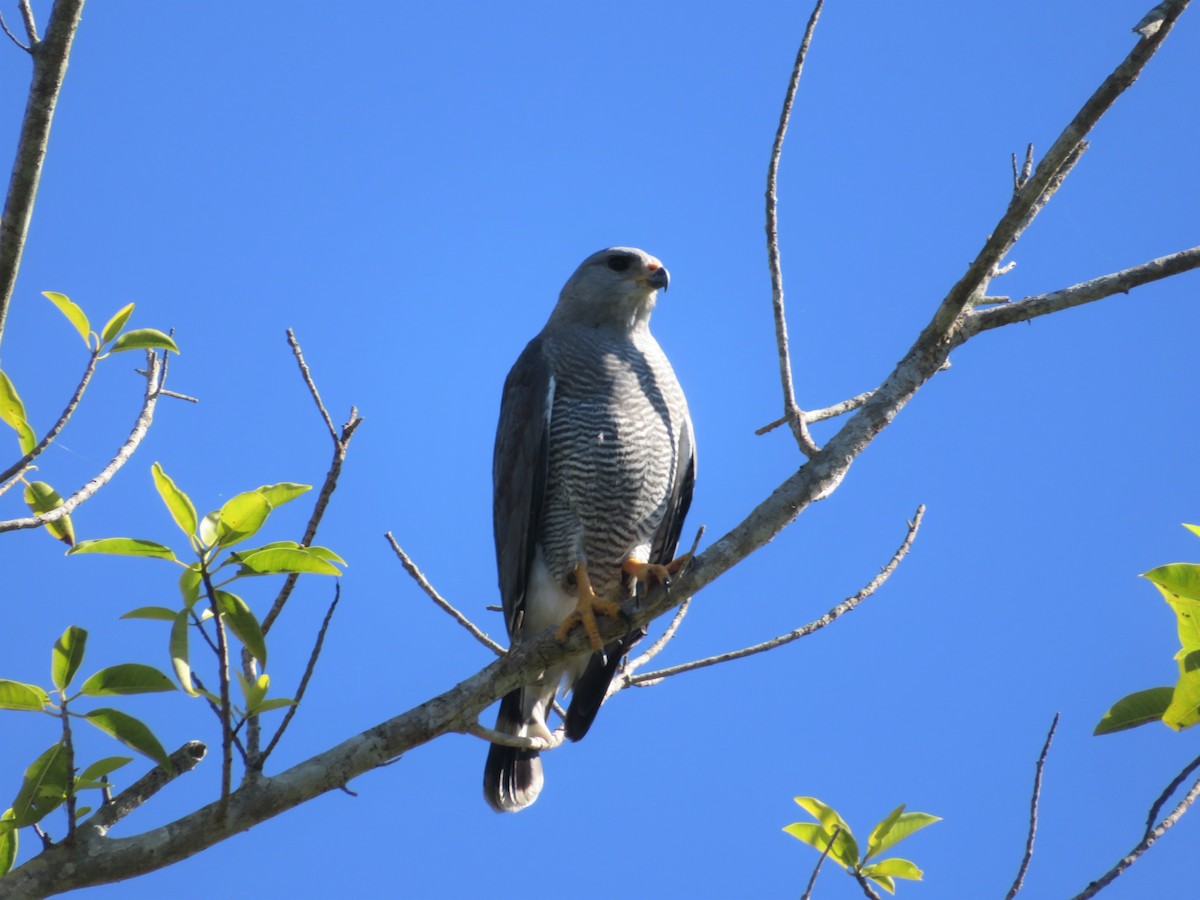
0;352;165;533
1006;713;1059;900
259;334;362;636
758;388;876;434
964;245;1200;336
286;327;337;441
386;532;505;656
0;0;85;350
625;599;690;676
764;0;823;458
0;349;99;490
628;506;924;686
853;871;883;900
82;742;207;837
1072;767;1200;900
462;720;563;752
260;583;342;765
1144;750;1200;840
0;10;30;51
801;824;841;900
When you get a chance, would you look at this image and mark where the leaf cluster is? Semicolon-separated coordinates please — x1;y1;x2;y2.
784;797;940;895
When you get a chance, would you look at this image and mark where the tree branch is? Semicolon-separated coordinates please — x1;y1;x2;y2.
801;824;840;900
0;349;99;491
0;0;86;350
1143;750;1200;840
1005;713;1059;900
0;352;165;532
82;742;206;837
386;533;506;656
1072;767;1200;900
963;245;1200;336
625;506;924;687
763;0;823;457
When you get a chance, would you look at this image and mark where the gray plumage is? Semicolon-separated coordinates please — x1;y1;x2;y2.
484;247;696;813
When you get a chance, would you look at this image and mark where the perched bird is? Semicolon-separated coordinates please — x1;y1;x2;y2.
484;247;696;813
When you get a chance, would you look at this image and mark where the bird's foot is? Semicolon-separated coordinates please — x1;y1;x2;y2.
622;553;693;592
556;563;622;652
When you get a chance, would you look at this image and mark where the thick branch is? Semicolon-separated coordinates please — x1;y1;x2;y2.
0;0;86;350
0;353;164;533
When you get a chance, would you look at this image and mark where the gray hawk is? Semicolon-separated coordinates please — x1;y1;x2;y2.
483;246;696;813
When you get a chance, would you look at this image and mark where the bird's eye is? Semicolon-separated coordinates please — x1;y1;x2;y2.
606;255;632;272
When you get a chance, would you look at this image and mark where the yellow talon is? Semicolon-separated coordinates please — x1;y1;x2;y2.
555;563;622;651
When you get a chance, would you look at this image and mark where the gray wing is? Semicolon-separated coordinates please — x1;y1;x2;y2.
651;409;696;567
492;337;554;639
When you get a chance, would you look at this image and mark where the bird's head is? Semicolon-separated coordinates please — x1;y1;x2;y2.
550;247;670;331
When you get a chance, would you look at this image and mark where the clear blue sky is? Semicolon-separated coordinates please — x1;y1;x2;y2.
2;2;1199;897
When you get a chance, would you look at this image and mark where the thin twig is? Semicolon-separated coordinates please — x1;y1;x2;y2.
1006;713;1059;900
853;871;883;900
757;389;877;435
801;824;841;900
200;567;233;812
286;327;337;441
260;583;342;765
630;506;924;686
190;671;248;763
0;352;165;532
1144;750;1200;839
1071;768;1200;900
625;600;690;675
386;532;506;655
462;720;563;752
0;349;99;488
0;0;85;349
764;0;824;458
0;10;29;51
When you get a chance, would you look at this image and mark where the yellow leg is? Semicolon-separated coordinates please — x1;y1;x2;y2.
555;563;623;651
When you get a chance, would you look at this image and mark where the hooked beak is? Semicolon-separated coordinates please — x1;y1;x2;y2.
646;265;670;292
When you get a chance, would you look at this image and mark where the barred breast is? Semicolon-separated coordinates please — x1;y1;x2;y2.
539;323;687;599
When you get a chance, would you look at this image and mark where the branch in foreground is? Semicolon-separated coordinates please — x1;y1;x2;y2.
387;533;506;656
0;0;86;350
763;0;823;458
1143;750;1200;839
1005;713;1059;900
0;351;165;533
83;742;207;837
625;505;924;687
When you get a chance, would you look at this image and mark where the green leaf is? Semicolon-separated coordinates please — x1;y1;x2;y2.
1165;669;1200;731
100;302;135;345
0;679;49;711
214;491;271;548
80;663;176;697
237;546;340;576
109;328;179;355
1095;686;1175;735
866;804;906;861
867;811;940;858
78;756;133;782
198;510;220;548
1145;564;1200;605
255;482;311;508
0;369;36;454
215;591;266;665
0;809;15;877
178;565;202;609
151;462;197;539
69;537;178;562
120;606;179;622
23;480;75;546
236;671;269;713
861;858;925;881
1183;524;1200;540
307;545;346;566
170;610;196;696
83;709;171;771
11;743;68;827
792;797;859;867
866;874;897;895
252;697;296;714
51;625;88;692
783;823;851;871
42;291;90;345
